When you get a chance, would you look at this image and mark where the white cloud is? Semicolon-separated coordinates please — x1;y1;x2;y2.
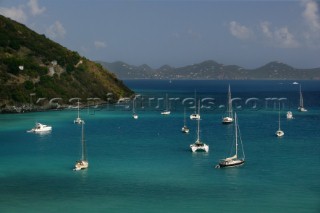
46;21;66;39
260;22;300;48
274;27;300;48
94;41;107;48
0;6;27;23
229;21;254;40
27;0;46;16
300;0;320;47
301;0;320;32
0;0;45;23
260;21;273;38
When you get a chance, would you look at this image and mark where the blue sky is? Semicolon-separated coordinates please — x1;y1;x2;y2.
1;0;320;69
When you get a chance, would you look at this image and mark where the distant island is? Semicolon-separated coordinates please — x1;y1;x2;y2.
99;60;320;80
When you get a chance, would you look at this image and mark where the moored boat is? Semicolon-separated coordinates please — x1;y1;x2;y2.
74;121;88;171
132;97;139;119
27;123;52;133
222;84;233;124
190;101;209;152
216;113;245;168
276;103;284;137
190;90;200;120
286;111;293;119
74;101;83;124
182;108;190;133
161;93;171;115
298;84;307;112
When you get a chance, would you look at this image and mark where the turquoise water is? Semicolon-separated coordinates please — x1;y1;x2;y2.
0;80;319;213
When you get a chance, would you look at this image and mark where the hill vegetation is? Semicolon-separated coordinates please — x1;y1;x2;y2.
0;15;133;112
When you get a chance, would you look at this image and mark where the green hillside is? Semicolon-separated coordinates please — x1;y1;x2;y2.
0;15;133;112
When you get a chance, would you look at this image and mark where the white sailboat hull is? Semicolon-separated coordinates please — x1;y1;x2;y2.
190;143;209;152
218;159;245;168
74;117;83;124
182;126;189;133
222;116;233;124
133;114;139;119
74;160;88;171
276;130;284;137
161;110;171;115
298;107;307;112
286;111;293;119
190;114;200;120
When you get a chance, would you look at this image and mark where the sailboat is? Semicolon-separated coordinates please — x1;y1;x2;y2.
74;121;88;171
298;84;307;112
217;113;245;168
74;101;83;124
181;107;190;133
161;93;171;115
222;84;233;124
132;98;138;119
276;103;284;137
190;90;200;120
286;111;293;119
190;101;209;152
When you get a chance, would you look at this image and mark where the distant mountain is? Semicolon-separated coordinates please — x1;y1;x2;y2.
0;15;133;112
100;60;320;80
98;61;155;79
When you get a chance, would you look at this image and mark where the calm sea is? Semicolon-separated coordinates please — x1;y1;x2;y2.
0;80;319;213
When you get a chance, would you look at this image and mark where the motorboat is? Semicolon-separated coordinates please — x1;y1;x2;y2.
27;123;52;133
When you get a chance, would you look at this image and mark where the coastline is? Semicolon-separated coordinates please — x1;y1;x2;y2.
2;79;319;114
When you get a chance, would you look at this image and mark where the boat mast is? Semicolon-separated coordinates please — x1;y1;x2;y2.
183;107;186;126
165;93;168;111
196;101;201;142
194;90;197;114
299;84;304;108
278;103;281;131
132;98;136;114
236;113;245;160
81;122;87;161
77;101;80;119
227;84;232;118
234;113;238;158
